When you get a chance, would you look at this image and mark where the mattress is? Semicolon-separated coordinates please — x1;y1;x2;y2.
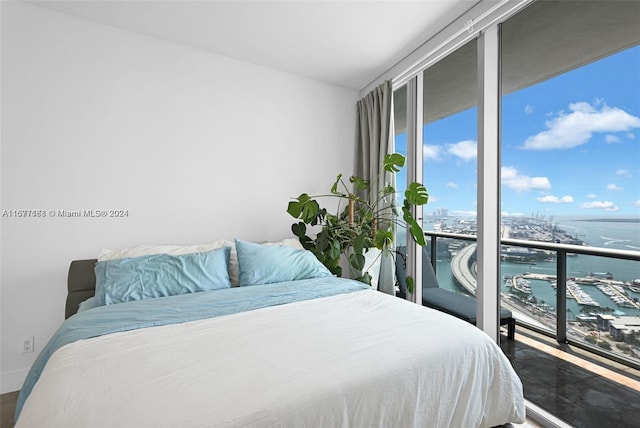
15;277;525;427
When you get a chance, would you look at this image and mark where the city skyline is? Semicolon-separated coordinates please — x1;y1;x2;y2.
397;44;640;218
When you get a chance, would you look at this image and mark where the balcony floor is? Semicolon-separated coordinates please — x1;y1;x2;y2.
500;328;640;428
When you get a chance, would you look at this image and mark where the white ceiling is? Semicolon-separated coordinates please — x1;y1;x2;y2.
28;0;478;91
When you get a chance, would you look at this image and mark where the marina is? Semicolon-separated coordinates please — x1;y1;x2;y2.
566;280;601;307
425;216;640;315
505;275;532;295
424;215;640;363
516;273;640;310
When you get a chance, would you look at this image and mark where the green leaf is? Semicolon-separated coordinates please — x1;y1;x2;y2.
311;208;327;226
349;252;366;272
287;194;321;224
373;229;394;250
298;236;315;251
353;233;373;255
384;153;405;173
287;200;302;218
328;239;341;260
406;276;414;295
315;233;330;253
316;230;341;261
402;205;426;246
409;220;426;246
355;272;372;285
350;176;369;192
382;185;395;196
291;222;306;238
316;229;332;251
405;182;429;206
326;260;342;277
331;174;346;196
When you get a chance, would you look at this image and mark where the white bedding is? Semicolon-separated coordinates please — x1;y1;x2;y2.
17;289;525;427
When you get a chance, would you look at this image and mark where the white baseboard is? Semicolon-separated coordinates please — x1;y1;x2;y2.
1;369;28;394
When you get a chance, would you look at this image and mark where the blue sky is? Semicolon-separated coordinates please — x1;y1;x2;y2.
397;44;640;218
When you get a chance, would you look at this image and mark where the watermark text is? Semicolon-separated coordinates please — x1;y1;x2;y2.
1;209;129;218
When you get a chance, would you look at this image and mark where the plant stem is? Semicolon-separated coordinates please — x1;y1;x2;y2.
348;194;355;227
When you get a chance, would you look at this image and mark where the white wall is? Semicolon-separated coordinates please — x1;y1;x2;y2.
0;2;357;392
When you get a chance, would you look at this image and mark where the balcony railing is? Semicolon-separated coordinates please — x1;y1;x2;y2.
424;230;640;369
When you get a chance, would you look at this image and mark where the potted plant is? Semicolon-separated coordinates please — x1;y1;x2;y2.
287;153;428;293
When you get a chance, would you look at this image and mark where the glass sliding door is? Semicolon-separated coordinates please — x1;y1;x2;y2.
393;84;410;298
386;0;638;425
501;0;640;352
500;0;640;423
422;40;479;299
393;84;408;248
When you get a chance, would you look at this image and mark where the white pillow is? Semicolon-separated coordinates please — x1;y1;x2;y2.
97;240;231;261
98;239;238;285
262;238;304;250
97;238;303;287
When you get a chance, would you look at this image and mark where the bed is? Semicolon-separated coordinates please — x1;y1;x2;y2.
15;238;525;427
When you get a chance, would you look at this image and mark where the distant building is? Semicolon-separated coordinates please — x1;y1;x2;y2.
501;246;537;264
596;314;616;331
597;314;640;342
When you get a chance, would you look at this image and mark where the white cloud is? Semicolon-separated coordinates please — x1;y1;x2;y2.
586;193;597;199
447;140;477;161
634;200;640;207
537;195;574;204
522;101;640;150
605;134;621;144
446;182;458;189
581;200;618;211
616;169;631;178
423;145;441;160
607;183;623;191
501;166;551;192
525;105;534;114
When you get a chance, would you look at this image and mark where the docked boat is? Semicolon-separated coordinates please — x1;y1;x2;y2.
588;272;614;280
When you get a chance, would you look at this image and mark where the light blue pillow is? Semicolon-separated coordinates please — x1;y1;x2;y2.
94;261;108;306
95;247;232;305
77;296;99;313
235;239;332;286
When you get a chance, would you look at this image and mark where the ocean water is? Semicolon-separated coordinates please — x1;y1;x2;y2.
427;217;640;317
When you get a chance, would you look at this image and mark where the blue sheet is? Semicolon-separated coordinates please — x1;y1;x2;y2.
15;277;369;421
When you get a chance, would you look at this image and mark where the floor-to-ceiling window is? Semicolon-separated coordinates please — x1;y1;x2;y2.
393;84;410;297
391;0;639;423
501;0;640;358
499;0;640;422
422;39;479;293
393;84;408;247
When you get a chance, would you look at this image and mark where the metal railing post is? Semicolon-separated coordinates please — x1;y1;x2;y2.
430;235;437;273
556;250;567;344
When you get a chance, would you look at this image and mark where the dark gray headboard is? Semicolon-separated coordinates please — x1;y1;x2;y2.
65;259;97;319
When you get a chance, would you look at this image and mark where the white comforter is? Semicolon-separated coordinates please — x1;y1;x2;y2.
17;289;525;427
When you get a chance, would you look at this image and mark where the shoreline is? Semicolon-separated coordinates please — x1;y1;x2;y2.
575;218;640;223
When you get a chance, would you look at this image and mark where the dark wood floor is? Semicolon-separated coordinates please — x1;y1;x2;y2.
501;331;640;428
0;391;18;428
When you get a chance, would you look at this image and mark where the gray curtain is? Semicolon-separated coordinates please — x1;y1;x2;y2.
355;80;396;295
